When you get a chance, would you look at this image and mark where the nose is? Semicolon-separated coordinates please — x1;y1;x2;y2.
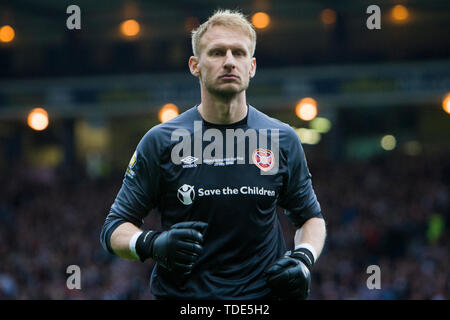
223;49;235;70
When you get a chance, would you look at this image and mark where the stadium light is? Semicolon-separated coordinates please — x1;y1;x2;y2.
295;97;318;121
251;12;270;29
310;117;331;133
403;140;422;156
0;25;15;43
159;104;179;123
391;5;409;23
120;19;140;37
443;93;450;114
381;135;396;151
320;9;337;25
27;108;49;131
294;128;321;145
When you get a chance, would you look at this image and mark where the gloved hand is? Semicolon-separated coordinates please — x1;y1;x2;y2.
264;248;315;300
135;221;208;275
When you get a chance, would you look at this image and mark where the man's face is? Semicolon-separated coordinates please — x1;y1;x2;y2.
190;26;256;97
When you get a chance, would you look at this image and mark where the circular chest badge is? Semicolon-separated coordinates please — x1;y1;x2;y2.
252;148;275;172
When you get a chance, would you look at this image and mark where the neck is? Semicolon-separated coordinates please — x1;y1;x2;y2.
198;87;248;124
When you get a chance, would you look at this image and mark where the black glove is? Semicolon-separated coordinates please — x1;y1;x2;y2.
264;247;315;300
135;221;208;275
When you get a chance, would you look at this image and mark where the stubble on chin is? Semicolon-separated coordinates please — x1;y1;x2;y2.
204;79;249;99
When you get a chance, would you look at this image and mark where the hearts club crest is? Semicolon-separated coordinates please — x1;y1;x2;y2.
252;148;275;172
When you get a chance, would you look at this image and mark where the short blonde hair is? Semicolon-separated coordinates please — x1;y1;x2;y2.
191;9;257;57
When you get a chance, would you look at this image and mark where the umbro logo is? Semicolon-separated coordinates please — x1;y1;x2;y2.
181;156;199;165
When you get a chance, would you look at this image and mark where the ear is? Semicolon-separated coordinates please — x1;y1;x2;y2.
189;56;200;78
249;57;256;78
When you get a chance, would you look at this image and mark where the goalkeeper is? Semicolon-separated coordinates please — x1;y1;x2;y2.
100;9;326;300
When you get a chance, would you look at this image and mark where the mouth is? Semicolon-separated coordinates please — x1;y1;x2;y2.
219;74;239;81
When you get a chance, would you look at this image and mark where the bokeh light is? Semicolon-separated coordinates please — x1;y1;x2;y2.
251;12;270;29
442;93;450;114
310;117;331;133
391;5;409;22
0;25;15;43
294;128;321;145
381;135;396;150
27;108;49;131
320;9;337;25
296;97;318;121
403;140;422;156
158;103;179;123
120;19;140;37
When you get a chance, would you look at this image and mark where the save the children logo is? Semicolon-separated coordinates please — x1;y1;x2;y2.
177;184;276;205
177;184;196;205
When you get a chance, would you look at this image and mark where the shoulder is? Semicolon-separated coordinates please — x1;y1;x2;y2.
248;105;300;143
139;106;198;147
138;107;197;155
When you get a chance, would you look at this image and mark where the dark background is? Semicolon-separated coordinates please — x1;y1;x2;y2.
0;0;448;299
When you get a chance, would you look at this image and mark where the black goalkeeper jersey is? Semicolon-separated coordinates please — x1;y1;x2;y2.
100;105;322;299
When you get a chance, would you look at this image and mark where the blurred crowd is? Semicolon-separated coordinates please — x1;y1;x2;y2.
0;149;448;300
